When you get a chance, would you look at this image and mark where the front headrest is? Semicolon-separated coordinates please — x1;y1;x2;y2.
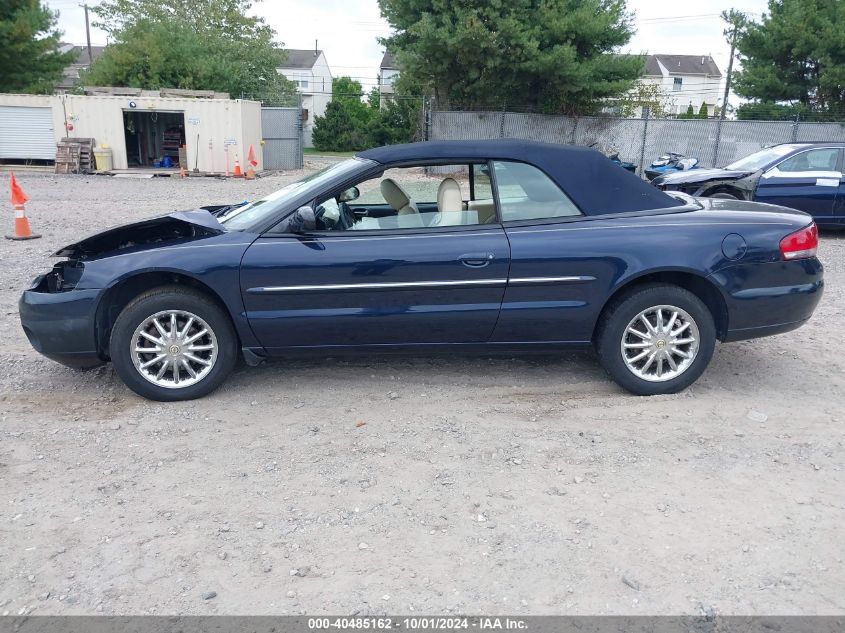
437;178;463;213
380;178;411;210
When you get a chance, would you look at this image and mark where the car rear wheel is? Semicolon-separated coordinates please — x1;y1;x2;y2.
595;284;716;395
109;286;237;401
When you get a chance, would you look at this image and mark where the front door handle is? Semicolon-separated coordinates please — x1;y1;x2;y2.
458;252;495;268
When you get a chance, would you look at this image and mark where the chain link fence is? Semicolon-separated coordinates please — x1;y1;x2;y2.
429;109;845;175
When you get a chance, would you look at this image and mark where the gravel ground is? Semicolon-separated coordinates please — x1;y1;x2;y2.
0;167;843;616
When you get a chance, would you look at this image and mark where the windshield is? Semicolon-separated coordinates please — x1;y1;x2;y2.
725;144;800;172
220;158;369;230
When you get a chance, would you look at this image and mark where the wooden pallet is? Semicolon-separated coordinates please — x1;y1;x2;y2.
55;138;95;174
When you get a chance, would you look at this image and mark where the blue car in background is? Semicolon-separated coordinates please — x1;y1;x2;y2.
653;142;845;227
19;140;823;401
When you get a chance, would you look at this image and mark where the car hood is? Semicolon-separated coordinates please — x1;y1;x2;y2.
54;209;226;259
654;168;753;185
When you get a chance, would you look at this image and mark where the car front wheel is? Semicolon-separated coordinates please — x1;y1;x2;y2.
708;192;738;199
109;286;237;401
595;283;716;395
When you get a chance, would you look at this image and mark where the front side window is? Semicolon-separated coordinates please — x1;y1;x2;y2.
673;77;683;91
220;158;369;230
776;148;839;173
491;161;581;222
312;164;497;232
724;144;800;171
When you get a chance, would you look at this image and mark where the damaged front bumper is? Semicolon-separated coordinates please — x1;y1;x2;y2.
19;271;104;369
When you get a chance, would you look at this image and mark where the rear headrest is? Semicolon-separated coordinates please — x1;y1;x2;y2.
437;178;462;213
380;178;411;210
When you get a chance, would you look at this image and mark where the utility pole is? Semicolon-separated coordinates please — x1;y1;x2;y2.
719;10;746;121
720;26;737;121
79;4;93;64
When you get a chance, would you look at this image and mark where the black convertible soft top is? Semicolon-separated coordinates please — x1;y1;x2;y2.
357;139;684;216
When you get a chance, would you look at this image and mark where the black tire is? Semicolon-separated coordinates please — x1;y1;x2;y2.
708;192;738;199
109;285;238;401
594;283;716;396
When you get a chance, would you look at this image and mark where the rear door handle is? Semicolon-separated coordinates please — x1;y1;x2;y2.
458;252;495;268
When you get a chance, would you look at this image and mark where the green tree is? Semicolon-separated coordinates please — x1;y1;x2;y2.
698;102;709;118
0;0;75;93
615;82;671;118
733;0;845;115
83;0;296;98
367;97;422;146
329;76;374;123
367;87;381;110
678;104;695;119
733;101;838;121
311;77;375;151
377;0;643;114
312;101;370;151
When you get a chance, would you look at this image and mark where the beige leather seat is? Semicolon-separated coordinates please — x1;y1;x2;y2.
433;177;464;226
467;199;496;224
380;178;419;216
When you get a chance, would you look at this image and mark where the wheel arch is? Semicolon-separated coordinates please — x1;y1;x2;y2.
94;270;239;360
593;269;730;342
700;183;748;200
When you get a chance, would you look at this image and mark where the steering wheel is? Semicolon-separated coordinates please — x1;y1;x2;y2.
338;201;356;229
315;199;357;231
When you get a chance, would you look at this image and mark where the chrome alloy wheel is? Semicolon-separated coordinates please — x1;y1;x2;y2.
620;305;700;382
130;310;218;389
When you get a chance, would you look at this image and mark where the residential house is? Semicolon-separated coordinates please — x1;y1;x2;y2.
277;48;333;146
378;51;400;107
56;43;106;93
638;54;723;117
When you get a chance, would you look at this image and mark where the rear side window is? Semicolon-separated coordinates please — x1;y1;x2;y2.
491;161;581;222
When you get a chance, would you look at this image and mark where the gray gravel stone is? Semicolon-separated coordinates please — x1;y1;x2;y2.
622;575;641;591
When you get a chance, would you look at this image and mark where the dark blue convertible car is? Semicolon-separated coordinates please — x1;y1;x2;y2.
20;140;823;401
653;142;845;227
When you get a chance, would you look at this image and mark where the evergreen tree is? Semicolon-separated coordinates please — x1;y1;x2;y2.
733;0;845;115
377;0;643;114
0;0;75;93
312;77;374;151
678;104;695;119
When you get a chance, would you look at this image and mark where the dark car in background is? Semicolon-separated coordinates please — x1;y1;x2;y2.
652;142;845;227
19;140;823;401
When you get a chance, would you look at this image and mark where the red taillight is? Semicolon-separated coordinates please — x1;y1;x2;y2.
780;223;818;260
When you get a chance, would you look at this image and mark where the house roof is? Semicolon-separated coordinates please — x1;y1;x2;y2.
357;140;683;216
56;44;107;90
74;45;106;66
279;49;324;69
380;51;397;69
645;54;721;77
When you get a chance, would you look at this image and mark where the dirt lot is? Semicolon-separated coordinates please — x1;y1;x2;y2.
0;167;843;616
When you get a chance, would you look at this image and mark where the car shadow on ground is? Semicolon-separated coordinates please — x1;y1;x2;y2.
18;330;793;404
204;340;775;402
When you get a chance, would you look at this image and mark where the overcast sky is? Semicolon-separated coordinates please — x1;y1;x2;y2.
47;0;770;98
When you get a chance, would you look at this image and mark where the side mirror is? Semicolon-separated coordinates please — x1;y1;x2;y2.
337;186;360;203
288;206;317;233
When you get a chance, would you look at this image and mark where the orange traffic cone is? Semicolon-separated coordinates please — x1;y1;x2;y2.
245;144;257;179
5;173;41;241
179;165;186;178
233;159;243;177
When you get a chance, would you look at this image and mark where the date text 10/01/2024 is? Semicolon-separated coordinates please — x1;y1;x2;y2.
307;617;528;630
